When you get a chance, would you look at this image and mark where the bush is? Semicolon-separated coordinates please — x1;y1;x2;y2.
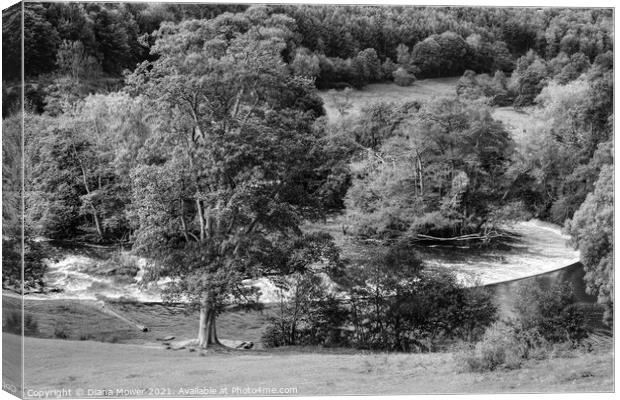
3;312;39;336
346;247;497;352
3;311;22;335
262;273;350;348
461;278;589;372
513;279;588;345
392;67;416;86
24;314;39;336
461;321;525;372
54;323;71;339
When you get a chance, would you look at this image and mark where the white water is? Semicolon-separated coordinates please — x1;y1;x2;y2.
27;255;168;302
424;219;579;287
24;219;578;303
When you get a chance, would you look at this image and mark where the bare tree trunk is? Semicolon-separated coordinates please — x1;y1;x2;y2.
90;205;104;239
179;199;190;242
71;142;104;239
416;150;424;195
197;295;220;348
196;199;206;240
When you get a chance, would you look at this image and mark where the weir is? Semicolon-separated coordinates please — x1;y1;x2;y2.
482;261;607;330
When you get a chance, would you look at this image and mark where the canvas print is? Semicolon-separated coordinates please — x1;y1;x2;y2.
1;2;614;398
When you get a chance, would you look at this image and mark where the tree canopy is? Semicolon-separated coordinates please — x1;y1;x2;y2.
125;11;339;347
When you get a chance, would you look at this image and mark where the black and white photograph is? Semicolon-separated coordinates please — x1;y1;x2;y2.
1;0;615;397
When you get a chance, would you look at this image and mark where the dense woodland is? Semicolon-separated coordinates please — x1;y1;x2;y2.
2;4;613;350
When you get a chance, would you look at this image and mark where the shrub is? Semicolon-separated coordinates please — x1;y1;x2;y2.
105;335;120;343
54;323;71;339
513;279;588;345
347;250;497;352
461;321;525;372
3;311;22;335
262;273;350;348
3;312;39;336
461;279;589;372
392;67;416;86
262;324;288;348
24;314;39;336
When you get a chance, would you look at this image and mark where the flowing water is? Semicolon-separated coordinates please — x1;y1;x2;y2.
421;219;580;286
25;219;578;303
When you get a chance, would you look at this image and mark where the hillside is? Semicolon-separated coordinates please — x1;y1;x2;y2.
16;334;612;395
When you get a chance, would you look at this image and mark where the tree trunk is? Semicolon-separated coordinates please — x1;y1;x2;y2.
90;205;104;239
196;199;206;240
416;150;424;195
179;199;190;242
70;142;103;240
197;295;220;348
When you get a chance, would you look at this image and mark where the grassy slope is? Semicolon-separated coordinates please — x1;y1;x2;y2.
17;333;612;395
3;295;271;347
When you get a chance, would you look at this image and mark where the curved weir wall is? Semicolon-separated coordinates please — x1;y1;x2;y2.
482;262;605;327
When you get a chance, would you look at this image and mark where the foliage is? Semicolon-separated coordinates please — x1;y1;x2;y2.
290;47;320;78
411;32;471;78
53;323;71;339
3;4;614;354
510;51;550;107
262;273;349;348
461;321;526;372
566;165;614;325
3;312;39;336
456;70;512;105
341;242;496;351
352;101;418;150
26;94;146;241
345;97;514;240
515;64;613;222
2;239;48;290
2;115;48;289
56;40;102;81
513;279;588;344
392;67;416;87
462;279;589;372
125;10;343;346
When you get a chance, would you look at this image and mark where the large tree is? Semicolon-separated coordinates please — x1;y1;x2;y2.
26;93;146;241
126;10;337;348
3;114;48;291
566;164;613;325
345;97;515;240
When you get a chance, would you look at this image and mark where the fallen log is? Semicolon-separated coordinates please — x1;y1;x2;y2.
412;232;518;242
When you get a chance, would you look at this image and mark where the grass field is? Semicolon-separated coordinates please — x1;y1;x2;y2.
3;295;271;347
319;77;459;121
13;333;612;396
491;106;545;151
5;292;613;396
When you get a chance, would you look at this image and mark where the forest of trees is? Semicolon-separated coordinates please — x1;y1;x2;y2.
2;4;613;346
